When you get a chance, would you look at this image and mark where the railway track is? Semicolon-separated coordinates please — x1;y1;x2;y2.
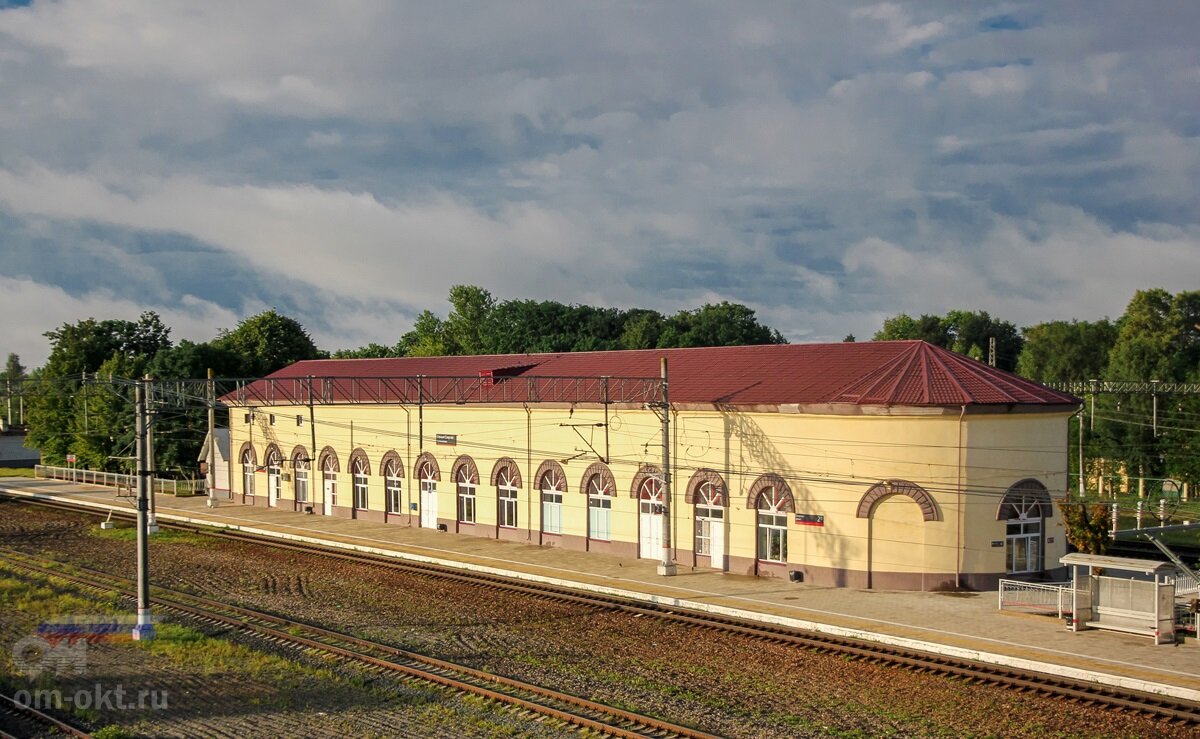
0;690;91;739
7;495;1200;728
0;548;718;739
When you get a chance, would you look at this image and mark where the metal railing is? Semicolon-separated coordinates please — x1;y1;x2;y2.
998;579;1079;618
34;465;204;496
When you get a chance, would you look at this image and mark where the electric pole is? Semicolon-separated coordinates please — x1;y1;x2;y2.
132;380;155;641
658;357;676;576
207;368;218;508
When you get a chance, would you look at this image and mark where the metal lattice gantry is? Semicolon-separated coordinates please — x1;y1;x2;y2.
2;374;665;411
1046;380;1200;395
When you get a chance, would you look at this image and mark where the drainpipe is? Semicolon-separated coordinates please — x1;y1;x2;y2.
956;404;966;590
525;403;532;543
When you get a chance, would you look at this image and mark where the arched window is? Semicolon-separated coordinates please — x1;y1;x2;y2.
538;462;566;535
584;464;615;541
382;454;403;514
291;447;310;503
694;480;725;556
352;455;370;510
240;446;256;496
756;487;791;563
496;464;520;529
454;458;478;524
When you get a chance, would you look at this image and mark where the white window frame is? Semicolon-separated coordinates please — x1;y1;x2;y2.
266;448;282;495
293;454;309;503
241;449;255;496
694;481;724;556
756;487;788;563
352;456;369;510
497;469;519;529
456;467;477;524
384;459;403;514
540;469;564;535
587;474;612;541
323;455;338;505
1006;497;1044;574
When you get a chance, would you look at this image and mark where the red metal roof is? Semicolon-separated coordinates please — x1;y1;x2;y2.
246;341;1076;408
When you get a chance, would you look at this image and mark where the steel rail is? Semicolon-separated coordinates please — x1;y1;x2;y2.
8;496;1200;726
0;690;93;739
0;550;718;739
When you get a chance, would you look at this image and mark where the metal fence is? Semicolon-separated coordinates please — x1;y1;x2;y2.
998;579;1079;618
34;465;203;496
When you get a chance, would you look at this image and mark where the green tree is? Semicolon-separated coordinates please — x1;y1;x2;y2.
1016;320;1118;383
399;310;451;357
943;310;1024;371
620;310;665;350
660;302;785;348
72;353;147;472
216;310;321;377
1058;500;1110;555
1;353;26;382
144;340;244;474
873;313;950;346
27;314;172;464
444;285;496;356
873;310;1023;371
332;343;403;359
1094;289;1200;488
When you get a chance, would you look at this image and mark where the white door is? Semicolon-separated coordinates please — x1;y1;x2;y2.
323;478;335;516
639;508;662;559
420;482;438;529
710;521;725;570
268;475;279;507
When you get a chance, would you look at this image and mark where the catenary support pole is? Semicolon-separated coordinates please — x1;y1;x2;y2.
207;369;217;508
658;358;676;577
132;380;155;640
145;375;157;531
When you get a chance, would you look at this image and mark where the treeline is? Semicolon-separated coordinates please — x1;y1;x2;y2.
12;287;782;474
874;289;1200;489
333;285;785;358
22;310;323;476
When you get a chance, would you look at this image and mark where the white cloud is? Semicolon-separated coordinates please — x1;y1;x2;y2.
0;1;1197;363
0;275;241;367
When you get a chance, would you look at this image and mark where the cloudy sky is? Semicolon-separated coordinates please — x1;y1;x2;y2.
1;1;1197;367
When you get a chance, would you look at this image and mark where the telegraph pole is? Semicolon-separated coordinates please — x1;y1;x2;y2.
658;358;676;576
132;380;155;641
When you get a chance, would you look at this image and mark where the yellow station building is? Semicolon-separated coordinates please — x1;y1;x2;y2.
223;341;1078;590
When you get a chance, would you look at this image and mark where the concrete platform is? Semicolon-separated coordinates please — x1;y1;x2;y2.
2;476;1199;703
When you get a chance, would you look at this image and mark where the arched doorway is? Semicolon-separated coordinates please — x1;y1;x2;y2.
999;479;1052;575
264;445;282;508
857;480;940;589
633;467;664;560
